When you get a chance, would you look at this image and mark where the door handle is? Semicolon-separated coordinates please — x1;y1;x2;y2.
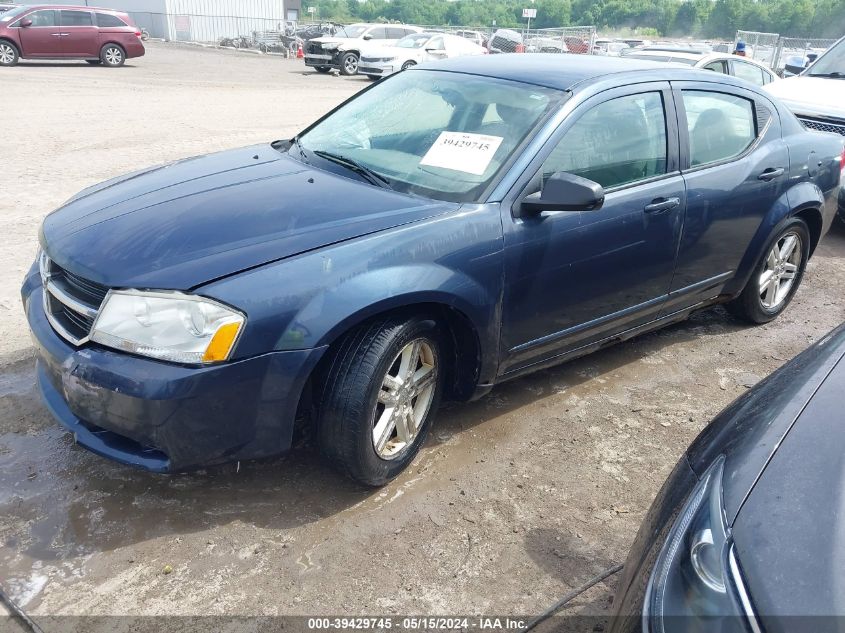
50;33;62;36
758;167;785;181
644;197;680;214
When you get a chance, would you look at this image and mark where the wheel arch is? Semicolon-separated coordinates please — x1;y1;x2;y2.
0;37;19;54
722;184;823;299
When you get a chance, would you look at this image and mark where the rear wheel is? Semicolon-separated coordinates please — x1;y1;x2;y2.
100;43;125;67
727;218;810;323
339;52;358;75
0;40;19;67
316;315;444;486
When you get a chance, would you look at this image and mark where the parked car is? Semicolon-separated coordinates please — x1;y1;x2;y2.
610;322;845;633
303;23;422;75
764;35;845;222
525;35;568;54
453;29;486;48
623;46;778;86
594;40;630;56
487;28;523;53
0;4;18;14
0;4;144;67
563;35;589;54
358;32;485;79
22;55;843;485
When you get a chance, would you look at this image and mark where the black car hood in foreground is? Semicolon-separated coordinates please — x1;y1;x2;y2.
41;145;452;289
688;323;845;625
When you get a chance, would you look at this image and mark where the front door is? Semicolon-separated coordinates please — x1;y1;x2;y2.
500;83;684;375
18;10;62;57
59;9;99;58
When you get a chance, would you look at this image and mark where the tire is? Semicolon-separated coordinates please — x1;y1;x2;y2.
316;315;445;486
339;52;358;76
100;43;125;67
315;66;331;73
401;60;416;70
86;59;101;65
727;217;810;324
0;40;19;67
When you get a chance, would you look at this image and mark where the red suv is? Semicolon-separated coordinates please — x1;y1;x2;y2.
0;4;145;67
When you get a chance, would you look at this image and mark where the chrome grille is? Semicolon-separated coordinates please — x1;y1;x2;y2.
41;254;108;345
798;116;845;136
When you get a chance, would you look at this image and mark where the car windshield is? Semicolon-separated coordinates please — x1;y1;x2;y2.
337;24;368;38
296;70;560;203
396;34;431;49
0;5;27;21
807;37;845;76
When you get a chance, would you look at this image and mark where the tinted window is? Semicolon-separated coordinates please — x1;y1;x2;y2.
386;27;406;39
682;91;756;166
24;10;56;27
60;10;93;26
541;92;668;190
96;12;127;27
732;61;765;86
366;26;387;39
702;60;727;74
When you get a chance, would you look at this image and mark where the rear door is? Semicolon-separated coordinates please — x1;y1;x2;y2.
17;10;61;57
664;81;787;313
60;9;98;57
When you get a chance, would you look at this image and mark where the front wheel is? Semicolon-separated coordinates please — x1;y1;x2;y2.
339;52;358;75
316;315;444;486
100;43;125;67
727;218;810;323
0;40;19;66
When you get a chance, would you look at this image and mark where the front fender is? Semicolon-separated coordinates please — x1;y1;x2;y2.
721;181;823;298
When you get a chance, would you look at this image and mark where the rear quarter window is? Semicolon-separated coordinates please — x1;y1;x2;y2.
96;13;128;27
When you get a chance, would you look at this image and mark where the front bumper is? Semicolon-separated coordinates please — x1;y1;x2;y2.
304;52;337;68
22;276;325;472
358;61;396;77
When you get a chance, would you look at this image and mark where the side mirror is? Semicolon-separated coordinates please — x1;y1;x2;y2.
362;34;373;40
520;172;604;215
784;63;805;75
20;18;33;27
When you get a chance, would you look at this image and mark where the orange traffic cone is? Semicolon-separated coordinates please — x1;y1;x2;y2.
296;42;304;59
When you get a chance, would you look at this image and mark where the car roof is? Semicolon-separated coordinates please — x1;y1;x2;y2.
17;4;124;10
631;49;707;61
418;53;743;92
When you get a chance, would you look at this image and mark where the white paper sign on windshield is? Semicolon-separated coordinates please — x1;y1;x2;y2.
419;132;504;176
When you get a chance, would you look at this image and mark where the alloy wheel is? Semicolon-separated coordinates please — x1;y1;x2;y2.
105;47;122;65
0;43;15;65
372;338;437;460
759;231;802;310
344;55;357;74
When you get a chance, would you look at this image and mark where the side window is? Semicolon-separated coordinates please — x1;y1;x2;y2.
366;27;387;39
702;60;727;74
386;27;405;39
60;10;93;27
682;91;756;167
540;92;668;190
25;10;56;27
96;13;127;27
427;37;445;51
732;61;765;86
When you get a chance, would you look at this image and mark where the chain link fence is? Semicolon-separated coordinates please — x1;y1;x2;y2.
735;30;838;74
128;11;295;46
734;30;780;66
522;26;597;54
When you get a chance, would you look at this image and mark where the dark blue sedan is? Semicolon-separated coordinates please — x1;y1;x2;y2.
21;55;844;485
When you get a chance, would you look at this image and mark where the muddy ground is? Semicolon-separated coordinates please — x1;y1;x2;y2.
2;42;844;627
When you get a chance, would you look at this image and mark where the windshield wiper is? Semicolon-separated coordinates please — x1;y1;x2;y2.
313;150;393;189
291;135;310;163
809;71;845;78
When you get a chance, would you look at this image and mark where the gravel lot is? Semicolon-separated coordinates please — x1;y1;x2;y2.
2;42;844;625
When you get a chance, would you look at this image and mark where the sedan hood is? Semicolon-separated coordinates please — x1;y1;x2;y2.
732;351;845;627
764;76;845;119
41;144;451;289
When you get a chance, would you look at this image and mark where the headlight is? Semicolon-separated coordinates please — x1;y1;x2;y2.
90;290;245;364
322;42;339;50
645;456;753;632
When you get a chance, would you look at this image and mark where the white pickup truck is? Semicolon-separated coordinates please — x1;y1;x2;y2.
765;35;845;221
